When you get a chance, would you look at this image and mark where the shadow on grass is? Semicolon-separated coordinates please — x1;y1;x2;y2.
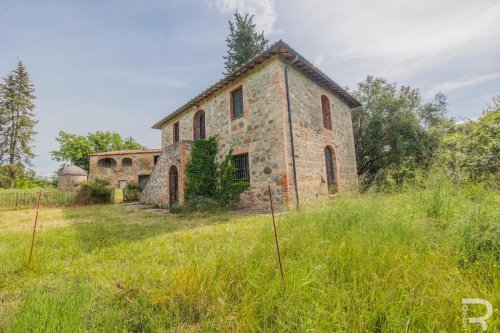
65;204;234;252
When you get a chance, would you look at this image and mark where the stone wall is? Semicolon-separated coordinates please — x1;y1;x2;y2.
157;58;292;209
286;66;358;202
88;150;161;188
149;56;358;210
141;141;192;206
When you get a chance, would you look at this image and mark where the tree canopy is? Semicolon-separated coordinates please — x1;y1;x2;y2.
51;131;145;171
351;76;449;190
223;11;268;74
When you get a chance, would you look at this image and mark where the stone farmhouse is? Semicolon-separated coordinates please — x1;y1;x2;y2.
88;149;161;189
141;40;360;209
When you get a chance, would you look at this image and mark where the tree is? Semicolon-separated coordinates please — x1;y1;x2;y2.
438;101;499;186
223;11;268;74
351;76;448;190
0;61;37;166
51;131;145;171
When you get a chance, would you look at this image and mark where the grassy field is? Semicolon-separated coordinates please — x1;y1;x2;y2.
0;182;498;332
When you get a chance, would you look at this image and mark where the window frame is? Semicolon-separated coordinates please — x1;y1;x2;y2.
173;122;180;143
230;86;244;120
233;153;250;182
321;95;333;130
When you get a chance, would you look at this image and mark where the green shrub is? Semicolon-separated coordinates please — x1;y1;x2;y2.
76;178;112;205
124;184;141;202
184;138;218;200
217;149;249;206
461;206;500;266
184;138;248;209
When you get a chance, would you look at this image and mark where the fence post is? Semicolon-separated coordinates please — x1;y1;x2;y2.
15;192;19;209
28;191;42;264
268;185;285;290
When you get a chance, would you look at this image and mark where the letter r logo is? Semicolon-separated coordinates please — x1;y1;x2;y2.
462;298;493;331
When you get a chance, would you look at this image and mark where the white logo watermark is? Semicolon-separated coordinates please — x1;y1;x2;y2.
462;298;493;331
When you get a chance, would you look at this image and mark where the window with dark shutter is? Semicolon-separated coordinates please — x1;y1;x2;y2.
321;95;332;130
233;153;249;181
173;122;180;143
231;87;243;119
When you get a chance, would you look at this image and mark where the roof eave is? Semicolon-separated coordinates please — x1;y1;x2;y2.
152;40;361;129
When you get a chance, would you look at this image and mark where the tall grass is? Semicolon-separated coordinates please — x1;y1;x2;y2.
0;182;498;331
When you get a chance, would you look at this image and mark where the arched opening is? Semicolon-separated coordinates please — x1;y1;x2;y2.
324;146;337;193
193;110;206;139
122;158;132;167
168;165;179;205
97;158;116;168
321;95;332;130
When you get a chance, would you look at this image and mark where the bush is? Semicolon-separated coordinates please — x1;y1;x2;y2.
217;150;249;206
124;184;141;202
76;178;112;205
460;206;500;266
184;138;248;209
184;138;218;200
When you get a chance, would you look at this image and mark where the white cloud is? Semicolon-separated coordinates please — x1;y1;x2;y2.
279;0;500;81
430;73;500;94
206;0;277;34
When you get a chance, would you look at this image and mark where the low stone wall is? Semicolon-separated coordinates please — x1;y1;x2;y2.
141;141;193;207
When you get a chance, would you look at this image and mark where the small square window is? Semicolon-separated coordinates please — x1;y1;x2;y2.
233;153;249;181
173;122;180;143
154;155;160;165
231;87;243;119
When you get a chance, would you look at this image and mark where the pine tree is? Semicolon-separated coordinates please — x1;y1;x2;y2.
0;61;37;166
223;11;268;75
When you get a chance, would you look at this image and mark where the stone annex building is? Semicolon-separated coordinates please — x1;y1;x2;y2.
88;149;161;188
141;40;360;209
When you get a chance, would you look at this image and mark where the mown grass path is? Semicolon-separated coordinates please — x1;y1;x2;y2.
0;186;498;332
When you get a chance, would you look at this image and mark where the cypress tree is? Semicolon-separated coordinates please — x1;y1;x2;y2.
0;61;37;166
223;11;268;75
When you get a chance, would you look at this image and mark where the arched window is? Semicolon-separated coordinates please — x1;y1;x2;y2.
122;158;132;167
97;158;116;168
193;110;206;139
321;95;332;130
324;146;337;193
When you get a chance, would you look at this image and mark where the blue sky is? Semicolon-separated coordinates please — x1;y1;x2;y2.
1;0;499;175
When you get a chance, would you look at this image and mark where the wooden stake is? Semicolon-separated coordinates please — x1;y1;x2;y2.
268;185;285;290
28;191;42;264
15;191;19;209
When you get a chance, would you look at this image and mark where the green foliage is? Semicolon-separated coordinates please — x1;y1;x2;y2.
223;11;268;74
76;178;112;205
184;137;218;200
217;149;249;206
352;76;450;191
437;104;499;187
184;138;249;208
0;164;24;188
124;184;141;202
51;131;145;171
0;60;37;166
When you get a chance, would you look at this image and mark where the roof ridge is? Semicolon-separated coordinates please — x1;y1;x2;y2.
152;40;360;129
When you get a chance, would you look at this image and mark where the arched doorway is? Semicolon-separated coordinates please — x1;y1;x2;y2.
193;110;206;139
324;146;337;193
169;165;179;205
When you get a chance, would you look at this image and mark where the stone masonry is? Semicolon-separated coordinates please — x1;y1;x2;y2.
141;41;359;210
88;149;161;188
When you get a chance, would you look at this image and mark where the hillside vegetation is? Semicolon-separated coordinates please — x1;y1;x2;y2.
1;180;498;332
